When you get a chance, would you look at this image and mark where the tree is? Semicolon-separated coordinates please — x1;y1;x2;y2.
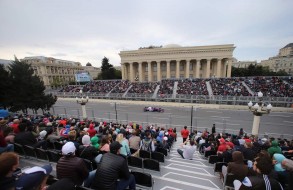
8;57;57;113
97;57;122;79
0;64;11;109
232;64;289;77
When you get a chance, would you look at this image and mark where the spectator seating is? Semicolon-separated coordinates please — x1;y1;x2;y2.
127;156;143;169
139;149;151;159
151;151;165;163
131;171;154;190
143;158;160;173
223;173;237;190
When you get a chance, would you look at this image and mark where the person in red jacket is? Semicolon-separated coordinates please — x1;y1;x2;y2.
181;126;190;143
87;123;97;138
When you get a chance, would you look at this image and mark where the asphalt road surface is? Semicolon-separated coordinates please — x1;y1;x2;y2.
37;99;293;139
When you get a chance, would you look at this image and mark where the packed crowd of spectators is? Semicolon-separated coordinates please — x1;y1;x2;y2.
59;85;83;93
210;78;251;96
157;79;175;96
82;80;121;94
177;78;209;95
58;76;293;98
245;76;293;97
110;80;131;94
0;112;177;189
128;82;159;94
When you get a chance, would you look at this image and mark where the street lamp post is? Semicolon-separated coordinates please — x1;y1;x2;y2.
76;90;89;119
248;91;272;136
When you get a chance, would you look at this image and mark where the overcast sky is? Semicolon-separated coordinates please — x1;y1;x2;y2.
0;0;292;67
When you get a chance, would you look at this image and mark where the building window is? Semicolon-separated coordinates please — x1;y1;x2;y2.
180;63;184;71
190;64;193;70
171;63;175;71
161;63;166;71
153;65;157;72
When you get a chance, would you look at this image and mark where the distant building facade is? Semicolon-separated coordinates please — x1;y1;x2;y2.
21;56;84;88
260;43;293;75
233;60;257;68
83;62;101;80
119;44;235;82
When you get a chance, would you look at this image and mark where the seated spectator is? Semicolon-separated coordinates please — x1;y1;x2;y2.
0;152;52;190
116;133;130;157
0;126;14;154
14;123;44;148
77;135;99;161
267;140;282;157
3;126;15;144
140;131;155;152
233;153;283;190
91;141;136;190
282;158;293;190
57;142;94;187
99;135;110;152
129;129;141;150
242;140;257;161
87;123;97;138
91;136;100;150
222;151;249;181
273;153;287;187
177;139;197;160
217;138;227;155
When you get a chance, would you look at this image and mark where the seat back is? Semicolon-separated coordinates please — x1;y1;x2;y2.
156;147;168;156
151;151;165;163
47;150;62;162
130;148;138;154
23;145;37;158
14;143;25;156
131;171;153;190
208;155;223;164
53;141;63;150
139;149;151;159
83;158;94;171
204;150;216;158
35;148;49;161
127;156;143;169
223;173;236;189
214;162;228;173
143;158;160;172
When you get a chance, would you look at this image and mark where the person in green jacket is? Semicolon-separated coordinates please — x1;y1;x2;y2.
267;140;282;157
91;136;99;150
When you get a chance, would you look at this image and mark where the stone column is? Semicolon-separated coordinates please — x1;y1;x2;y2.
227;59;232;77
196;59;200;78
176;60;180;79
206;59;211;78
138;62;143;82
157;61;161;81
129;63;134;82
217;59;221;78
148;62;152;82
121;63;125;80
167;61;171;79
185;60;190;78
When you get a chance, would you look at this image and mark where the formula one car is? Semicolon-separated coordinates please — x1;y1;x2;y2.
143;106;164;112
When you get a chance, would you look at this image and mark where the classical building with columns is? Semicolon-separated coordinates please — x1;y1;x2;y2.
119;44;236;82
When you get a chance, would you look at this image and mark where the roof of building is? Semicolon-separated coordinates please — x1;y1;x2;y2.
0;59;13;65
163;44;182;48
283;43;293;48
86;62;92;66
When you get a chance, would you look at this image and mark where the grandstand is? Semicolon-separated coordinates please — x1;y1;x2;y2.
57;76;293;107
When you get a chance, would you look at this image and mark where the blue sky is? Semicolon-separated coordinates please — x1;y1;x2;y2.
0;0;292;67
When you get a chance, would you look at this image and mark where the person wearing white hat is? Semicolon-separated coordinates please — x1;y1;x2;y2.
56;142;94;187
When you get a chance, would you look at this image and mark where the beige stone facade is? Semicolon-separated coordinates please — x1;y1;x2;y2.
260;43;293;75
83;63;101;79
233;60;257;68
21;56;84;88
119;44;235;82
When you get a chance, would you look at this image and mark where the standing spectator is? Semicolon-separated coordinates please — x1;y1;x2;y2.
177;139;197;160
181;126;190;143
91;141;136;190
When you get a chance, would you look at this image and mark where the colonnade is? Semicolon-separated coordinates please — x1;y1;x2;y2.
121;58;232;82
